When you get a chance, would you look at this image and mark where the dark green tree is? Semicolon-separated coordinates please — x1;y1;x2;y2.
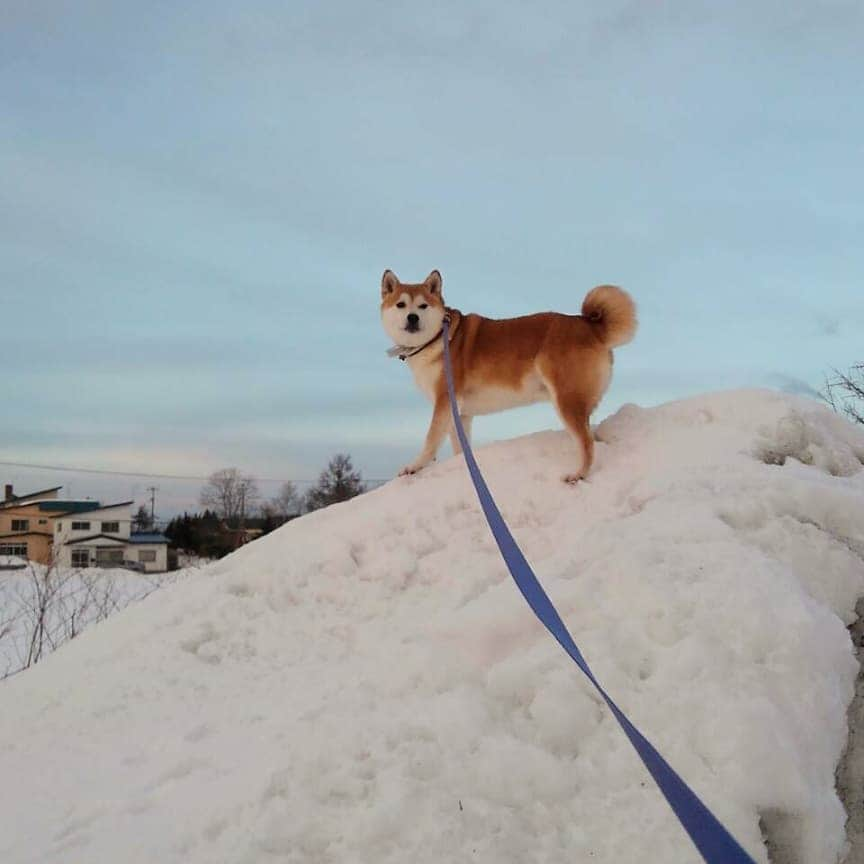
132;504;153;532
164;510;234;558
304;454;366;512
165;512;194;550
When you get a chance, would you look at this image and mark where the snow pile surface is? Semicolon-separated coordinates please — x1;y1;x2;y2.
0;565;191;678
2;390;863;864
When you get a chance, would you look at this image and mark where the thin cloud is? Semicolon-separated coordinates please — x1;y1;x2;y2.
768;373;822;400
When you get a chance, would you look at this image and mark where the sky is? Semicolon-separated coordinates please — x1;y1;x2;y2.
2;1;862;518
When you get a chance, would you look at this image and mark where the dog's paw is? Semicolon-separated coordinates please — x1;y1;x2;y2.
399;457;433;476
562;472;586;485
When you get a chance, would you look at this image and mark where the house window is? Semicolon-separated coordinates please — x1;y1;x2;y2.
38;519;47;525
95;548;124;565
101;521;120;533
0;542;27;557
71;521;91;531
71;549;90;567
11;519;29;531
139;549;157;563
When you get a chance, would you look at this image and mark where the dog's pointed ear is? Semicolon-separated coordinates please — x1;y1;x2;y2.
424;270;442;295
381;270;399;298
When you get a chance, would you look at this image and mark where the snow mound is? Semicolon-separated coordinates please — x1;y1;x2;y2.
1;390;863;864
0;564;193;678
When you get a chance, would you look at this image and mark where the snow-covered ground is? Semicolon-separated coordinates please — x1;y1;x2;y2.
0;564;193;679
1;389;863;864
0;555;27;570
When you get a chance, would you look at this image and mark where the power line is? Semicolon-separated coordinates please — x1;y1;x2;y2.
0;459;390;486
0;459;220;481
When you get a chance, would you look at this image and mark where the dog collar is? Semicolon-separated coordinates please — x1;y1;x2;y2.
387;310;454;362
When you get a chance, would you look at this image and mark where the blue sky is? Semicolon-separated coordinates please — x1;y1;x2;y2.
2;1;862;516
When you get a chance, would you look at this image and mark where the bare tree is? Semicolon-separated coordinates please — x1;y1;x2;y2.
1;557;171;681
8;557;105;674
20;562;63;667
271;481;300;518
823;363;864;426
199;468;260;527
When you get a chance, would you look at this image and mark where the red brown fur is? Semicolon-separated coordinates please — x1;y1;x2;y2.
381;270;636;482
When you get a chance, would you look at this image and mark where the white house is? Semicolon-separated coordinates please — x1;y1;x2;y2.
54;501;169;572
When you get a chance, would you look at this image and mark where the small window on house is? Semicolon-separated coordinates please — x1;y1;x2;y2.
101;521;120;533
11;519;29;531
71;549;90;567
56;522;63;532
38;519;47;525
71;521;91;531
139;550;157;563
0;542;28;557
96;548;123;565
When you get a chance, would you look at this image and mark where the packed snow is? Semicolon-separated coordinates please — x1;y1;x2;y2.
0;564;192;679
1;389;863;864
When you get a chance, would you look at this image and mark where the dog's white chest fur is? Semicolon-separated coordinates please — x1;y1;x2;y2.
407;351;550;417
462;372;549;416
407;354;441;402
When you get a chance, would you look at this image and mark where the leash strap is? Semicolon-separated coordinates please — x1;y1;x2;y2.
440;319;756;864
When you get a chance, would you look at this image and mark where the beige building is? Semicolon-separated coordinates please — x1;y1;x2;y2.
1;484;168;572
0;484;62;564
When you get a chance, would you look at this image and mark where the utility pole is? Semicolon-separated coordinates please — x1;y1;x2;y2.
147;486;158;527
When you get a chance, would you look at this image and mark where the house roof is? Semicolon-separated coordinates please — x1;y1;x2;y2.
64;531;167;547
1;499;133;516
35;500;102;513
63;500;134;516
64;534;128;546
128;533;169;545
38;500;133;516
0;486;63;509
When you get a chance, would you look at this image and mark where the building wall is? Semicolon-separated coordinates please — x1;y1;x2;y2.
55;536;123;569
0;503;55;564
54;508;132;546
130;544;168;572
58;539;168;572
0;533;53;565
0;503;54;537
3;499;167;571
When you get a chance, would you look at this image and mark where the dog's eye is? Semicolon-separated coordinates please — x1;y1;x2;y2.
396;301;406;309
418;303;428;309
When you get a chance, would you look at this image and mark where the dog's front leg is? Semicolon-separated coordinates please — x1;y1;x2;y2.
399;396;451;476
449;414;473;455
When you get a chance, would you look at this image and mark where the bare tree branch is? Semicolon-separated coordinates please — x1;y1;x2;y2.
823;363;864;426
199;468;260;527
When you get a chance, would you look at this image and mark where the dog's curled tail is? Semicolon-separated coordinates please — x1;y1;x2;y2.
582;285;637;347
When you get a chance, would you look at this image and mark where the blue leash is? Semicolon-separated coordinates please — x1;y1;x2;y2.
440;318;756;864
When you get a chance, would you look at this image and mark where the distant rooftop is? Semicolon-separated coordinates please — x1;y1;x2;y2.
2;485;135;517
128;533;169;544
36;500;102;513
1;498;136;515
0;485;63;509
56;500;133;516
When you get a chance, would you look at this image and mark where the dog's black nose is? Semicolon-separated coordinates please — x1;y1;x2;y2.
407;313;419;325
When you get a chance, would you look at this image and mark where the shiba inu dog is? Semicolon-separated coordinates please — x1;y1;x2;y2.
381;270;636;482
